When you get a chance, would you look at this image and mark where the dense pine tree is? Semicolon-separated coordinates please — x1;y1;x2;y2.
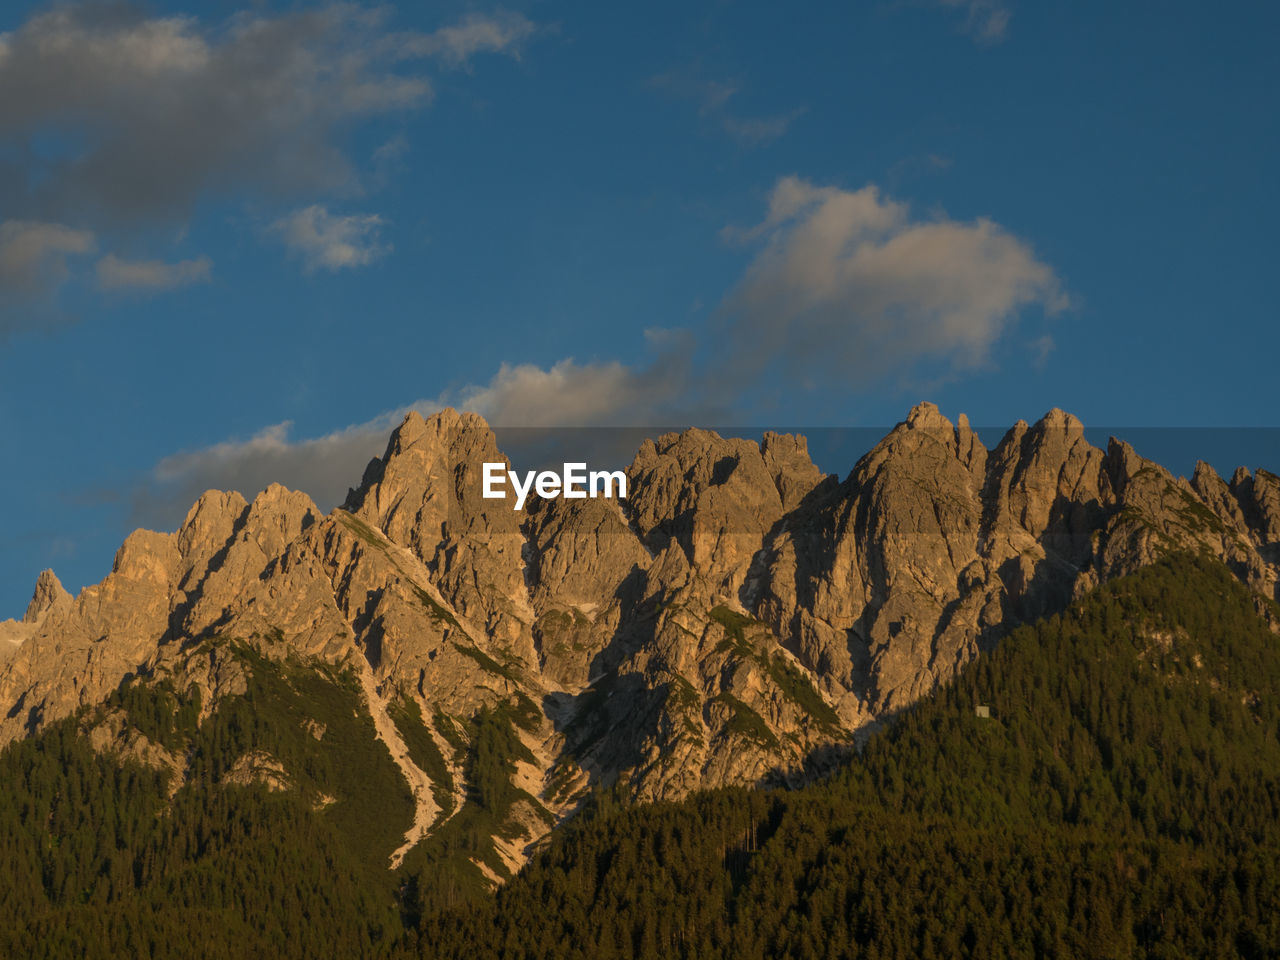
0;554;1277;957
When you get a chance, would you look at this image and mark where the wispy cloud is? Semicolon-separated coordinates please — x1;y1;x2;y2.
136;414;403;527
0;220;95;337
886;153;953;189
270;205;389;272
721;113;801;147
937;0;1012;43
650;68;799;146
453;341;700;427
0;221;96;297
96;254;212;292
129;334;702;526
399;9;538;67
371;135;410;185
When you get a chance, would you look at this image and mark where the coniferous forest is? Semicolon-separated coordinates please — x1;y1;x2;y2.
2;554;1278;958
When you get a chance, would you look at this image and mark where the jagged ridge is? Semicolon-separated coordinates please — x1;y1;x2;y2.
1;403;1277;878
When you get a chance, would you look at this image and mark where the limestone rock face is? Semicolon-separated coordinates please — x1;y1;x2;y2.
3;404;1278;871
626;428;790;602
754;403;989;715
1233;468;1280;547
345;410;534;664
24;569;72;624
525;494;650;688
760;431;830;512
0;570;73;664
753;403;1280;715
179;483;320;637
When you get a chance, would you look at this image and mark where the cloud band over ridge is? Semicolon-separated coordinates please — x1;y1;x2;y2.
133;177;1065;524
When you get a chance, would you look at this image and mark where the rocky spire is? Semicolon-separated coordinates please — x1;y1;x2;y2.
23;569;71;624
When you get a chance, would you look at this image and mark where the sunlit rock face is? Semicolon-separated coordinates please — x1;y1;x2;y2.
3;405;1277;864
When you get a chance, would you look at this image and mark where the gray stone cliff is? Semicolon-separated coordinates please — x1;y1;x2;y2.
2;404;1276;869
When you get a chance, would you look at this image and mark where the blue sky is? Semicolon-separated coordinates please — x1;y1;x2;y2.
1;0;1278;615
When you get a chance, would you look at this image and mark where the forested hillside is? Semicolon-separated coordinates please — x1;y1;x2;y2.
1;554;1277;958
0;647;409;958
425;554;1280;959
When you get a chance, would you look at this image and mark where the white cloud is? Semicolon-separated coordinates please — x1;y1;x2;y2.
0;5;435;226
132;176;1066;520
0;5;539;228
96;254;212;291
457;358;665;427
720;177;1065;382
138;408;421;527
401;10;537;67
453;328;708;426
0;220;96;294
271;205;388;272
133;341;703;525
0;5;540;337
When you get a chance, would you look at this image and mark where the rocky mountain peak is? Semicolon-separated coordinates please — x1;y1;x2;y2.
341;407;532;659
626;427;787;599
394;406;491;451
1104;436;1146;486
1192;459;1222;489
1037;407;1084;434
243;483;319;549
2;403;1279;877
390;408;432;450
1239;469;1280;546
904;400;951;433
953;412;986;477
176;490;250;590
858;403;972;482
23;570;71;625
1190;460;1252;540
110;529;181;586
760;431;829;511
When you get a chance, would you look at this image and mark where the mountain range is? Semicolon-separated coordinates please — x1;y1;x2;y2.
1;402;1278;883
